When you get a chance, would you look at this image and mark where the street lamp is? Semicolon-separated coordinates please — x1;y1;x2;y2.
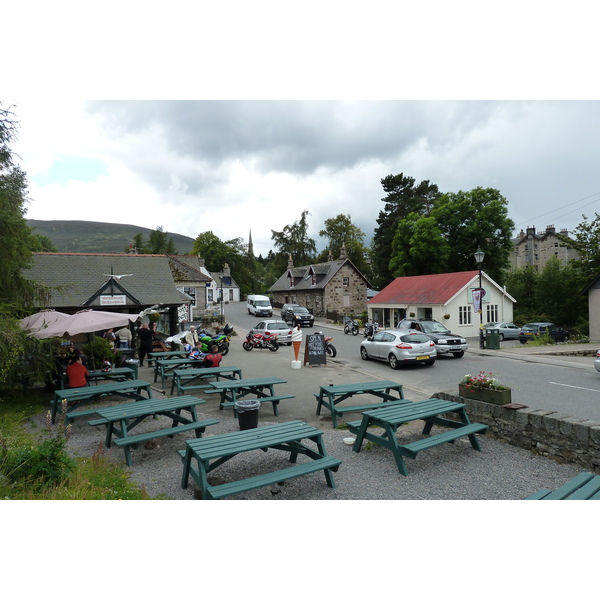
474;247;485;349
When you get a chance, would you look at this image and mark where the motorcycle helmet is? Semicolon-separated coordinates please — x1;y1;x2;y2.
101;360;112;372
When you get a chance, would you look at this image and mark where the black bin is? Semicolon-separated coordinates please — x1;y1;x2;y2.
235;400;260;430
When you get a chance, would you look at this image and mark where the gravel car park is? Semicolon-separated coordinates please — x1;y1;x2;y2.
360;329;436;369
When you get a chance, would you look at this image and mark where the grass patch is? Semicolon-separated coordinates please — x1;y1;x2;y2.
0;387;152;500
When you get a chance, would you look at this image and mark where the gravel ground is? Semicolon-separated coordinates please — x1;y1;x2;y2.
40;387;584;501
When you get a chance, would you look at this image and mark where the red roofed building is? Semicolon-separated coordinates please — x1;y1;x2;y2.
368;271;516;337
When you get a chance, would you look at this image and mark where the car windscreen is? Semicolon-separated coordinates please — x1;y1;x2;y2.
256;301;270;306
293;307;310;314
269;323;289;330
420;322;450;334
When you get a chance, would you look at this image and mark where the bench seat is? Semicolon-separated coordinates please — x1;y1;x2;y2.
525;472;600;499
221;395;295;416
113;419;218;448
178;453;341;499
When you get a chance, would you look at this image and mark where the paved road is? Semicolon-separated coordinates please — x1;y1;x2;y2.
141;305;600;426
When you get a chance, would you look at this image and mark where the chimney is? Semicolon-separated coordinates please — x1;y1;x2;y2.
288;254;294;269
223;263;231;277
339;243;347;259
128;243;138;254
197;255;205;268
327;249;334;262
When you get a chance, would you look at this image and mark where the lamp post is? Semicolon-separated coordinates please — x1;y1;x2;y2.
474;247;485;349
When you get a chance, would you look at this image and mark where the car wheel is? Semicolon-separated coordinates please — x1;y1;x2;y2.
287;342;292;346
360;347;369;361
424;358;436;366
388;354;400;369
519;339;527;344
499;333;504;341
452;351;464;358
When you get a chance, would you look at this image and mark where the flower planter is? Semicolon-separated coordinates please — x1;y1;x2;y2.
458;383;512;405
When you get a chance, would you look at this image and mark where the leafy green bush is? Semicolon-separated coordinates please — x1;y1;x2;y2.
83;337;115;369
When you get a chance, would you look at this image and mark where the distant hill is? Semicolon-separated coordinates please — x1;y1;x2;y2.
27;219;196;254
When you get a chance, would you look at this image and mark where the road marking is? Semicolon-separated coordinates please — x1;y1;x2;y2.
549;382;600;393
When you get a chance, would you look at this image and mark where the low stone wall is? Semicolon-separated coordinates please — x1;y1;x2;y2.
433;390;600;472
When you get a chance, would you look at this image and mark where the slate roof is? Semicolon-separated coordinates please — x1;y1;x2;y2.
369;271;482;305
166;255;212;283
26;253;188;309
269;259;369;292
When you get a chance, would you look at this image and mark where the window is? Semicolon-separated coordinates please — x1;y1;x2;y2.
486;304;499;322
343;277;349;287
459;305;472;325
207;289;213;302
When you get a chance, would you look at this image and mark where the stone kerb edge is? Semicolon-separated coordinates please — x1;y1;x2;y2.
433;390;600;472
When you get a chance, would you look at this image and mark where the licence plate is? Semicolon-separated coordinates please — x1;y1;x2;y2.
416;355;429;360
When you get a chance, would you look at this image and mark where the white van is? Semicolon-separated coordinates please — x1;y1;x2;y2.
247;294;273;317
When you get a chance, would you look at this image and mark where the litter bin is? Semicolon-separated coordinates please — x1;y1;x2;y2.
235;399;260;430
486;328;500;350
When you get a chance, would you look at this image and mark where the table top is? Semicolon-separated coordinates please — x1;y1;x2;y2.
319;380;403;395
360;397;466;425
87;367;135;378
56;378;151;398
155;357;199;366
173;366;242;378
95;395;206;422
149;350;189;358
185;420;321;460
207;376;287;391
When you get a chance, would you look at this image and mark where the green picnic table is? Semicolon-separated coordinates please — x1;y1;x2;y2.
180;420;342;500
88;395;218;467
147;350;190;366
525;472;600;499
205;376;294;416
170;366;243;396
347;397;488;476
153;357;200;387
59;366;135;390
315;380;405;428
52;379;153;424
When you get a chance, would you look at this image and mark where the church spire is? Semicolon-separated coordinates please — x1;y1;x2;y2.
248;228;254;258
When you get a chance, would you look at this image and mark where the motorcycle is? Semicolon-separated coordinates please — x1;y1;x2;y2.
242;330;279;352
363;321;379;337
197;327;230;356
316;331;337;358
343;316;359;336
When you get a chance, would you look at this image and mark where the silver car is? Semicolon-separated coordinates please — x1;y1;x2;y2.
482;322;521;340
251;320;293;345
360;329;436;369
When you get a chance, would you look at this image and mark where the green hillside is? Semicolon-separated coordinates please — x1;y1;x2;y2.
27;219;196;254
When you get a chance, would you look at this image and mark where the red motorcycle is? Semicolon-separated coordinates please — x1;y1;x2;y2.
242;330;279;352
316;331;337;358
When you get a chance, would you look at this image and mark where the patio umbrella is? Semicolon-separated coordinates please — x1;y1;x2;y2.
19;310;71;336
34;309;140;339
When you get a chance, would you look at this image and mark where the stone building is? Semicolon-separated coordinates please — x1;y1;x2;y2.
510;225;579;269
268;246;371;319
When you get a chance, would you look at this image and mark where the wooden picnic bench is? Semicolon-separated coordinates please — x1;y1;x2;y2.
347;397;488;476
59;366;135;390
205;376;293;416
525;472;600;499
52;379;153;424
180;420;342;500
88;395;218;467
148;349;189;367
170;366;242;396
153;357;200;387
315;380;405;428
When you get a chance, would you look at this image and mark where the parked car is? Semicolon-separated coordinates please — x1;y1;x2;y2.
482;322;521;340
281;305;314;327
360;329;436;369
396;318;468;358
251;320;293;345
594;350;600;373
280;303;299;319
518;322;570;344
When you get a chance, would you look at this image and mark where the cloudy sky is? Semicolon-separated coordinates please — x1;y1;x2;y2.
11;100;600;257
6;3;600;259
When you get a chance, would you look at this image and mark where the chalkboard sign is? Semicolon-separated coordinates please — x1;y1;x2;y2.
304;333;327;366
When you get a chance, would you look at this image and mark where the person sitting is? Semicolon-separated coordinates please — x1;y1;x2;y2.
65;355;89;388
201;345;223;368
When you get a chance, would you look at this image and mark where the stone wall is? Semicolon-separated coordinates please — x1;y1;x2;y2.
433;390;600;472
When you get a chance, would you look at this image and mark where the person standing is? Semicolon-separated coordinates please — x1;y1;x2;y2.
103;328;116;348
137;323;153;367
116;326;132;349
184;326;199;350
292;323;303;361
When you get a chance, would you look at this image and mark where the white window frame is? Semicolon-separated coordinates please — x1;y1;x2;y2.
459;305;472;325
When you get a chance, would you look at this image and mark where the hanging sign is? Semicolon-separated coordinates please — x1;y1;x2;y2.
100;295;126;306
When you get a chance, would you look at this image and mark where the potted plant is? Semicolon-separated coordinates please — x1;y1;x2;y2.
459;371;512;405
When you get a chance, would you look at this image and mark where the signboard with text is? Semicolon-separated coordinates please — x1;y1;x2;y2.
100;295;126;306
304;333;327;366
